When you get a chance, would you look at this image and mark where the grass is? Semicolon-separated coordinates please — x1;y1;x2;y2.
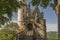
47;31;58;40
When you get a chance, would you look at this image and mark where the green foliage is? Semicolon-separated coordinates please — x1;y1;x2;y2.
0;0;18;19
32;0;40;6
32;0;51;8
41;0;51;8
0;15;9;26
50;0;58;10
50;3;55;10
0;29;16;40
0;0;18;26
3;22;18;31
0;22;18;40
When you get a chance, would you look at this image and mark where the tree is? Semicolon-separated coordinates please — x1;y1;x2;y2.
0;15;9;27
54;0;60;40
0;0;18;26
0;22;18;40
32;0;51;8
49;0;60;40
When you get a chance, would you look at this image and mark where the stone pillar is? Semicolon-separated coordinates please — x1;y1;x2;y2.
17;0;25;40
17;0;25;32
40;19;47;40
43;19;47;40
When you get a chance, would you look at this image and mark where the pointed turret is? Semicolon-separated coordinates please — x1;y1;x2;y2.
26;2;31;17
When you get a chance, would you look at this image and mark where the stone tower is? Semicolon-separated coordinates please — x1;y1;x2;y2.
17;3;47;40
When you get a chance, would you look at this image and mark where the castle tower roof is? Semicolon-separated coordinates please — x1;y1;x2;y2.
26;3;31;17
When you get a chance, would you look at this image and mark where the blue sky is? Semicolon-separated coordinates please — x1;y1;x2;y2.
43;7;57;24
12;0;58;32
43;7;58;32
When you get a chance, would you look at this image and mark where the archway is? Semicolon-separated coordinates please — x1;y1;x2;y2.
27;23;33;30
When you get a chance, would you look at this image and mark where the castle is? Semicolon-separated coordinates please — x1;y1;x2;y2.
17;2;47;40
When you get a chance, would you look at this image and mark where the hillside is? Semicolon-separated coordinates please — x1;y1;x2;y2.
47;31;58;40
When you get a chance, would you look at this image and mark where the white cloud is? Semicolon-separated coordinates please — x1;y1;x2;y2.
46;23;58;32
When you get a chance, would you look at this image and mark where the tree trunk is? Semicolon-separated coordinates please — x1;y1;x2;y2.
55;0;60;40
58;5;60;40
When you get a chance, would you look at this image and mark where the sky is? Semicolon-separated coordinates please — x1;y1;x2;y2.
43;7;58;32
12;0;58;32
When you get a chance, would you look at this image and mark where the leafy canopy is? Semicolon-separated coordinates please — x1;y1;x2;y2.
0;0;18;19
32;0;51;8
0;0;18;26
